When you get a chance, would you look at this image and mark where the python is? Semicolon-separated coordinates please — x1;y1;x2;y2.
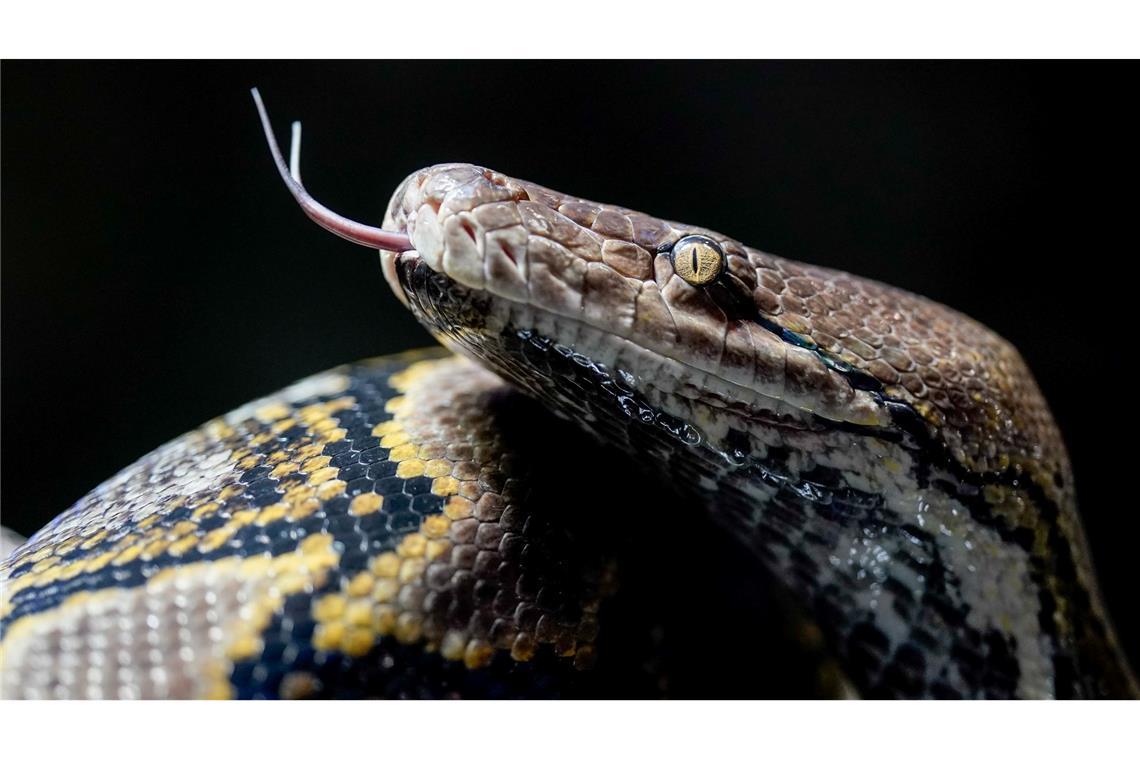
1;90;1132;699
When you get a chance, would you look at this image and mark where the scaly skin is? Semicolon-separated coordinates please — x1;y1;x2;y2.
1;354;673;698
378;163;1137;698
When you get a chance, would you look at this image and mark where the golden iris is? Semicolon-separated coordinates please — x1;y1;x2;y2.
670;235;725;286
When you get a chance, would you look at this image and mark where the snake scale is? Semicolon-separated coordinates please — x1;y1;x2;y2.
1;90;1135;699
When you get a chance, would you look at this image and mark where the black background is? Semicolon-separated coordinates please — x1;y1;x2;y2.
3;61;1137;669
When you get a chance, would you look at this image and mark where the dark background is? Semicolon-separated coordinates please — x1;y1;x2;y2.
3;62;1137;668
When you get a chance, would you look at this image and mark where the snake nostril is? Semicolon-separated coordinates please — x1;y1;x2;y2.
482;168;530;202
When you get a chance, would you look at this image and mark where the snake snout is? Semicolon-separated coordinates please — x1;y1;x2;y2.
383;163;536;301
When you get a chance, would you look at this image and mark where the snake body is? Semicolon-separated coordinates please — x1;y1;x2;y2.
1;101;1135;698
2;353;697;698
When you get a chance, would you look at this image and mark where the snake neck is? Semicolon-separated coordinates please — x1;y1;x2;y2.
397;256;1137;699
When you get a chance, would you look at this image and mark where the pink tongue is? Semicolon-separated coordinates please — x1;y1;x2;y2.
251;88;413;253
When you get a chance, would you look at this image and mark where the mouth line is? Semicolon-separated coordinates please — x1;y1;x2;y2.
393;246;894;433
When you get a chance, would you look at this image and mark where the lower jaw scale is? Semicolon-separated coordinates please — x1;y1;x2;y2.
381;249;412;308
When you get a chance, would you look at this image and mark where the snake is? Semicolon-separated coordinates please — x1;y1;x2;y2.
1;89;1135;699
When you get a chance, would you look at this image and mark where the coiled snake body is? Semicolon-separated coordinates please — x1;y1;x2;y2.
1;92;1135;699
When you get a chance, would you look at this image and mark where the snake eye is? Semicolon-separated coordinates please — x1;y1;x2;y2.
669;235;726;287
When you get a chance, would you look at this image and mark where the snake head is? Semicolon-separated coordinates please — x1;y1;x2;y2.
381;163;897;433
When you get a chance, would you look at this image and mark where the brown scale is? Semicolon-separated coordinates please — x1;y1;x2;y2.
302;358;611;674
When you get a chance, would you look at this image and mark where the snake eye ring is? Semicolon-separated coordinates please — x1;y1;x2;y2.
669;235;726;287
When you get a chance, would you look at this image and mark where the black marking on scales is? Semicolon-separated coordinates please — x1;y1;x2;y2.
0;365;447;637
